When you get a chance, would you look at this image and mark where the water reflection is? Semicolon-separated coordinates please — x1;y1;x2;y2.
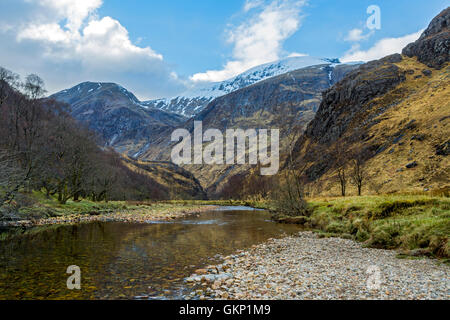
0;209;301;300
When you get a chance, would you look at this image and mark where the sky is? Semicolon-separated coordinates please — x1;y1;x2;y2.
0;0;448;100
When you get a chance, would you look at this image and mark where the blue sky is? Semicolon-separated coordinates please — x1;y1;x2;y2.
98;0;448;78
0;0;448;99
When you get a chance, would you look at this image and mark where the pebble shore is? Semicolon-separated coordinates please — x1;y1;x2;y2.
185;232;450;300
1;206;218;228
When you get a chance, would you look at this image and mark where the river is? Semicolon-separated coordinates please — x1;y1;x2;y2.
0;207;302;300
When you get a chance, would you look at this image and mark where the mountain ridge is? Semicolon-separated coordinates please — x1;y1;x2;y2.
50;82;187;155
142;56;349;117
283;7;450;196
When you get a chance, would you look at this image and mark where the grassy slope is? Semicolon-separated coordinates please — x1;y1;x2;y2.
122;156;206;199
274;195;449;260
314;58;449;196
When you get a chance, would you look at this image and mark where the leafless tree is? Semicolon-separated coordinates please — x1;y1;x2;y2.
350;155;366;196
0;67;20;106
333;144;349;197
23;74;47;100
271;110;310;216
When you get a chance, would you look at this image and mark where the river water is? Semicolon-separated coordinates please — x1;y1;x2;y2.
0;207;302;300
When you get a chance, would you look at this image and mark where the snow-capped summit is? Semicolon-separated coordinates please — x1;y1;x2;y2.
142;56;343;117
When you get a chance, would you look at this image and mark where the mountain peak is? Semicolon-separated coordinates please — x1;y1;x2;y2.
403;7;449;69
143;56;346;117
51;81;142;107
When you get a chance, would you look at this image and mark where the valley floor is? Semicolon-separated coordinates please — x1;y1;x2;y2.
187;232;449;300
0;200;217;228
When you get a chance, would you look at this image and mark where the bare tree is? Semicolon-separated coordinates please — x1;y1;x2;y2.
270;109;310;216
0;150;30;205
335;146;349;197
337;167;347;197
0;67;20;106
350;156;366;196
23;74;47;100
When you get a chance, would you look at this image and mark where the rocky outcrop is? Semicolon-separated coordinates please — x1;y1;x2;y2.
304;54;406;145
403;7;450;69
287;9;450;194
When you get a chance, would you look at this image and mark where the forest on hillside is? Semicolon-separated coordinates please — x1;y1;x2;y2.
0;67;170;219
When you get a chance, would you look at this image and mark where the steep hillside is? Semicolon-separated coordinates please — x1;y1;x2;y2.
403;7;449;69
142;56;346;117
121;157;207;200
50;82;186;156
289;8;450;196
142;63;359;193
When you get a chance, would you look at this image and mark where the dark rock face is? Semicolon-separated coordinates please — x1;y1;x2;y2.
403;7;450;69
192;64;360;133
50;82;186;154
406;161;418;169
436;141;450;156
142;63;360;161
304;54;406;145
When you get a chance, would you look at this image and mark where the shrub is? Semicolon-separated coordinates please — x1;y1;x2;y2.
326;222;347;234
356;229;370;242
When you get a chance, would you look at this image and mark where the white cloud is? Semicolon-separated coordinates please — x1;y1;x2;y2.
344;28;374;42
244;0;264;12
0;0;185;99
191;0;307;83
341;30;423;63
38;0;103;32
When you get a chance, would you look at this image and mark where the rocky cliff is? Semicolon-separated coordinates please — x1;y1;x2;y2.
288;8;450;195
403;7;450;69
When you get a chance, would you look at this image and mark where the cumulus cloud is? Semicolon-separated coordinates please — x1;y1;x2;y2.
191;0;307;83
0;0;185;99
341;30;423;63
244;0;264;12
344;28;374;42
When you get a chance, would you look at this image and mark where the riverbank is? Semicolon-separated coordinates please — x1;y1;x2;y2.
186;232;450;300
0;201;218;228
272;195;450;259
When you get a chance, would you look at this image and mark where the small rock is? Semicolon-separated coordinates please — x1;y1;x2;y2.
195;269;208;275
406;161;418;169
422;69;432;77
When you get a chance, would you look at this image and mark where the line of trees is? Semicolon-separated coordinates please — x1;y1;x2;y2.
0;67;167;210
333;143;370;197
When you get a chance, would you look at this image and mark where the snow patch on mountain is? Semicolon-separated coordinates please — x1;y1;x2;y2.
142;56;343;117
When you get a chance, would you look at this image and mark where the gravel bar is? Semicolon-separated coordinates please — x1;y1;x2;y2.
186;232;449;300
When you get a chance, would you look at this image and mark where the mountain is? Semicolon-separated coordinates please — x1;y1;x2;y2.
403;7;449;69
122;157;207;200
142;56;346;117
141;63;360;193
50;82;187;156
287;7;450;196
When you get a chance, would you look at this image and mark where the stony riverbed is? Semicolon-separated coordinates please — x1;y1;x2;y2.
185;232;450;300
0;206;218;228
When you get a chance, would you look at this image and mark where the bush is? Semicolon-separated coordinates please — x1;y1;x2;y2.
326;222;347;234
356;229;370;242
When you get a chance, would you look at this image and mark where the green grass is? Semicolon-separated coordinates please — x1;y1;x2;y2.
302;195;450;258
4;192;449;260
2;192;220;222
